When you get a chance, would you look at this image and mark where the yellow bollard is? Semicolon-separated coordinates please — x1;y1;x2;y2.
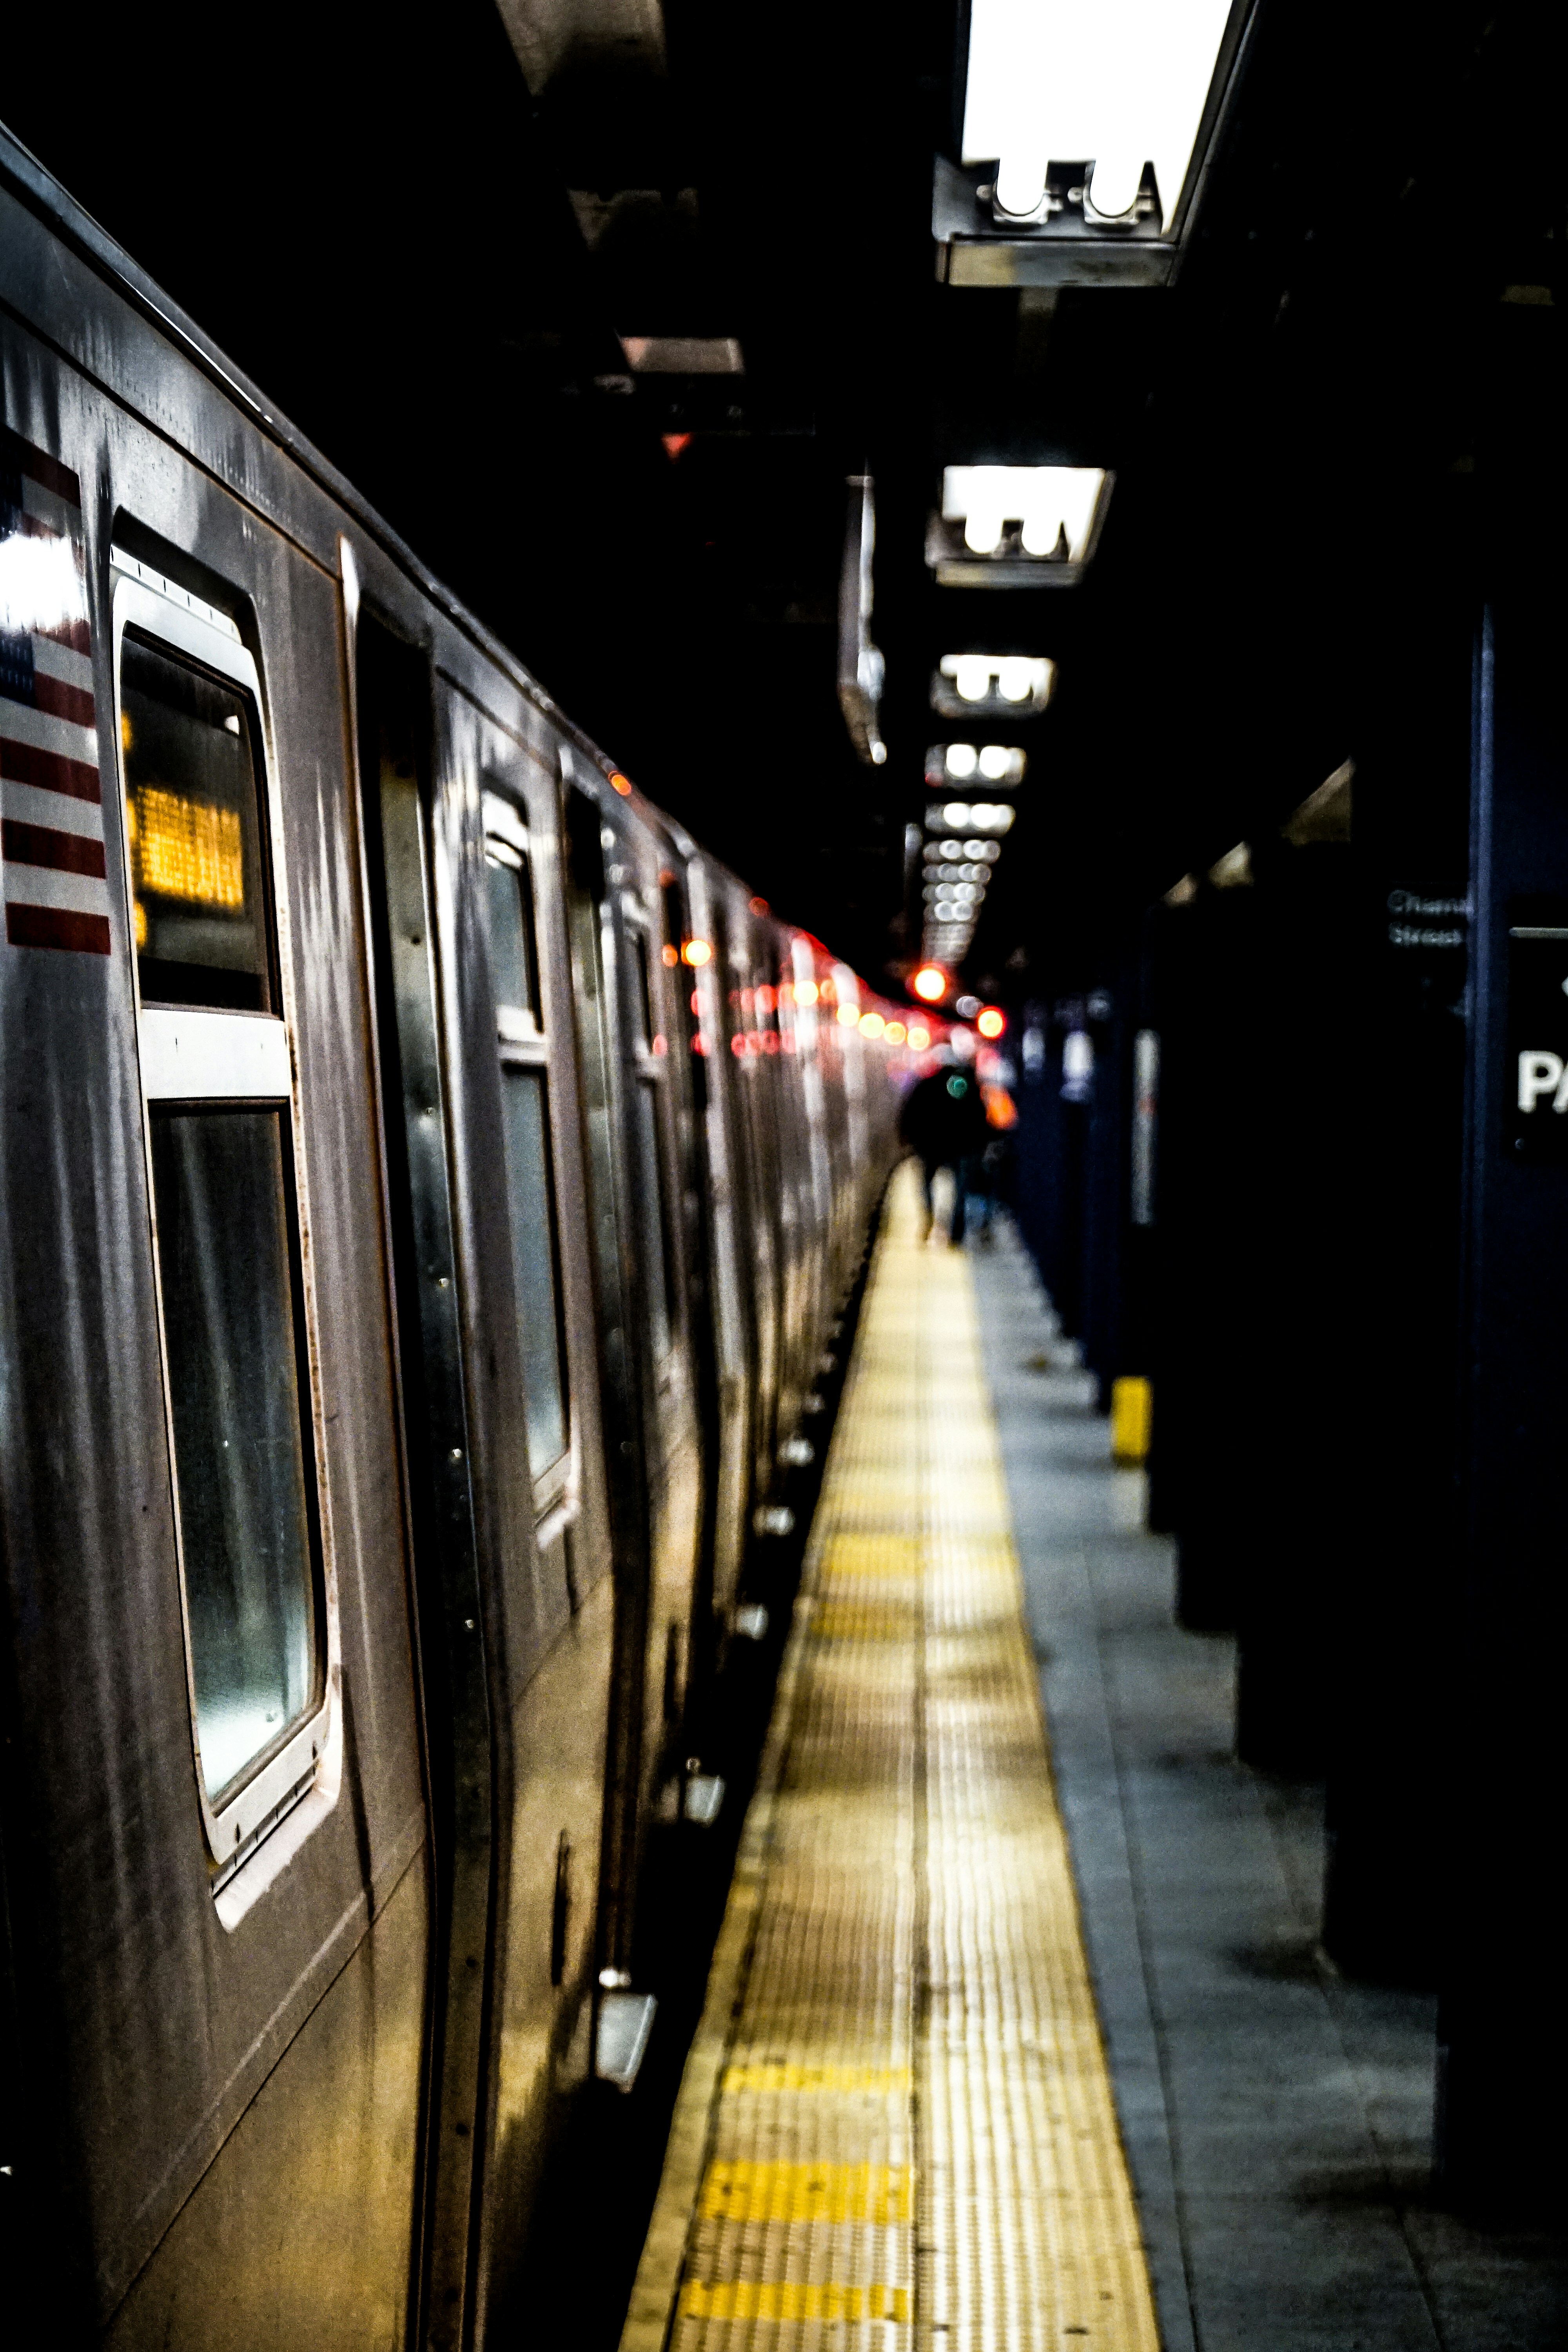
1111;1376;1152;1465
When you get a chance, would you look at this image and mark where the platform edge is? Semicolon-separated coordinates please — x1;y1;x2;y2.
614;1584;820;2352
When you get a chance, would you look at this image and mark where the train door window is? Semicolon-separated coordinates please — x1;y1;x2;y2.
631;1077;673;1363
111;550;328;1876
485;811;542;1036
626;919;678;1363
484;792;569;1485
632;928;656;1050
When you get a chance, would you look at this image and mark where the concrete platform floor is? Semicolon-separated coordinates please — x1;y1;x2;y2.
971;1216;1568;2352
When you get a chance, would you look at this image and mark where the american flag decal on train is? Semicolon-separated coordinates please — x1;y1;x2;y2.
1;427;111;955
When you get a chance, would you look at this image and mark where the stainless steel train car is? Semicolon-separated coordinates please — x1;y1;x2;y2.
0;125;917;2347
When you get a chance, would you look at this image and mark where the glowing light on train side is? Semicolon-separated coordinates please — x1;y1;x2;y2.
609;770;633;796
912;965;948;1004
0;528;85;634
682;938;712;966
977;1005;1007;1039
858;1012;885;1039
907;1024;932;1051
129;788;246;909
836;1001;859;1027
884;1020;907;1045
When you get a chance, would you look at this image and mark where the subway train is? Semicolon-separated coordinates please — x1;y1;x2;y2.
0;127;928;2346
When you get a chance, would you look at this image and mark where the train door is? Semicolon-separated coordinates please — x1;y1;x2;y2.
656;858;730;1716
621;895;704;1801
791;933;835;1354
559;779;654;1976
452;727;617;2323
733;919;788;1498
352;608;618;2342
674;860;757;1641
351;612;496;2350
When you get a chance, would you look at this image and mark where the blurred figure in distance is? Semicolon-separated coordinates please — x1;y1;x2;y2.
899;1054;991;1244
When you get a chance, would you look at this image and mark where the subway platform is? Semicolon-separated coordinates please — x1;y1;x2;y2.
616;1170;1568;2352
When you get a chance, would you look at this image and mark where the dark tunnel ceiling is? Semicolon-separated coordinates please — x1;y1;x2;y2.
4;1;1563;999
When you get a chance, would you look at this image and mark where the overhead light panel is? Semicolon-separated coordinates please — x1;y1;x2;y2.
926;743;1028;788
927;802;1017;834
930;467;1111;587
932;656;1053;719
618;337;746;374
934;0;1257;288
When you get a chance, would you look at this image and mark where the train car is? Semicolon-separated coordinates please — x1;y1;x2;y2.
0;124;911;2349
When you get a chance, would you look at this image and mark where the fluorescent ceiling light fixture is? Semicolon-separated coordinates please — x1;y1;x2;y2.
928;467;1113;586
926;744;1027;788
929;802;1017;834
961;0;1237;236
934;655;1054;717
943;467;1105;563
618;337;745;374
926;841;1000;865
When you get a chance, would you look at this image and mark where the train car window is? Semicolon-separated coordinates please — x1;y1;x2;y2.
500;1067;570;1476
563;792;622;1344
121;635;271;1012
484;801;542;1033
632;1076;674;1362
632;929;656;1049
112;549;329;1881
147;1105;318;1797
483;791;569;1481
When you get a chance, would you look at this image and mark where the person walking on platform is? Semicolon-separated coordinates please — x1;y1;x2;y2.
898;1054;991;1244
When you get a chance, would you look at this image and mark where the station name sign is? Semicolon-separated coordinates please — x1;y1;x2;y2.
1387;887;1467;951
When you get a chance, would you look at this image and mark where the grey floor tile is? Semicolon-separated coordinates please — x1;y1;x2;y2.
969;1218;1568;2352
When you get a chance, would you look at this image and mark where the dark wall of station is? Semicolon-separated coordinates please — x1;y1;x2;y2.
1000;309;1568;2206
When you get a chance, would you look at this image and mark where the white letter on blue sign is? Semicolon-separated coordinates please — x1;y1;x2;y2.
1518;1050;1564;1112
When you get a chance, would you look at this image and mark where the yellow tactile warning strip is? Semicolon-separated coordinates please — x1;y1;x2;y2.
619;1165;1161;2352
